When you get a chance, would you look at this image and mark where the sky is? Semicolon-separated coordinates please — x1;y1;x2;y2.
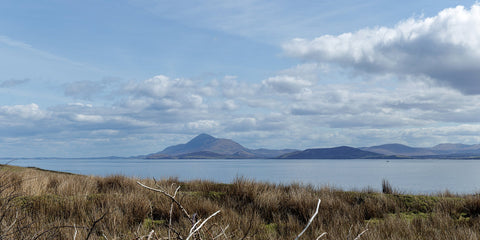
1;0;480;157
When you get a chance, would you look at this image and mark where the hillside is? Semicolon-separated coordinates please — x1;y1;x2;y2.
144;134;480;159
159;133;251;156
277;146;384;159
361;144;435;156
146;133;296;159
362;143;480;157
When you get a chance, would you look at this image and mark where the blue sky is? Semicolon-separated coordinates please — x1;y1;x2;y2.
1;0;480;157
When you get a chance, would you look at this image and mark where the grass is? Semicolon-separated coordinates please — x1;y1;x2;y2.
1;164;480;239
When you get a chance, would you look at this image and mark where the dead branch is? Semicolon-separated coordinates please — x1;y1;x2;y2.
137;181;192;222
353;229;368;240
295;199;321;240
170;185;181;240
186;210;221;240
316;232;327;240
85;212;107;240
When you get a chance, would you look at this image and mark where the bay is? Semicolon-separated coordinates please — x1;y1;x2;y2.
5;158;480;194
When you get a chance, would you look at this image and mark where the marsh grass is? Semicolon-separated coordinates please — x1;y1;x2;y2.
1;164;480;239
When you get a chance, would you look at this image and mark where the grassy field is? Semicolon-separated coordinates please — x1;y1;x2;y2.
1;164;480;239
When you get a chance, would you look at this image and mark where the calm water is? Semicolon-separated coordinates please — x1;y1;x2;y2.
6;158;480;194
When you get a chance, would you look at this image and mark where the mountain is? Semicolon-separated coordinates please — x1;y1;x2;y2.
160;133;251;156
430;143;480;155
144;134;480;159
362;143;480;157
361;144;435;156
146;134;297;159
249;148;299;158
277;146;384;159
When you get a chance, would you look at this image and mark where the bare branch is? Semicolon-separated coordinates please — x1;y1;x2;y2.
315;232;327;240
213;225;229;240
186;210;221;240
73;224;78;240
147;230;155;240
169;185;181;240
353;229;368;240
295;199;321;240
85;212;107;240
137;181;192;222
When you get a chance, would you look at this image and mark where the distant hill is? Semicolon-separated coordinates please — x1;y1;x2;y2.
175;151;230;159
430;143;480;155
160;133;251;156
362;143;480;157
249;148;299;158
143;134;480;159
145;134;297;159
361;144;435;156
277;146;384;159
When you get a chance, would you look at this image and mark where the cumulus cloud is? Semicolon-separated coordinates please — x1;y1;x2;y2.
222;100;237;111
220;76;259;99
124;75;208;112
186;120;220;131
126;75;194;98
72;114;104;123
4;69;480;156
227;117;257;131
262;75;312;94
0;103;47;120
284;4;480;94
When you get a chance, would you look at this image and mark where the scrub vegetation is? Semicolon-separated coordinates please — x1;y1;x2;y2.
1;164;480;239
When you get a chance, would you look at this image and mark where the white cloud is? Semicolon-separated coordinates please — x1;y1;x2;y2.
68;102;93;108
221;78;258;98
284;4;480;94
90;129;120;136
228;117;257;131
0;103;47;120
262;75;312;94
126;75;194;98
186;120;220;131
222;100;237;111
72;114;104;123
124;75;209;115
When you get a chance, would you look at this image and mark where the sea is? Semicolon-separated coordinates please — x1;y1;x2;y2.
4;158;480;194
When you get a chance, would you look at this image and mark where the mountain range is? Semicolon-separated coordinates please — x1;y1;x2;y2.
361;143;480;158
144;133;297;159
143;133;480;159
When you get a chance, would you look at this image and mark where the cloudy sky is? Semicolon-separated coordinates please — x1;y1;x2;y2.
2;0;480;157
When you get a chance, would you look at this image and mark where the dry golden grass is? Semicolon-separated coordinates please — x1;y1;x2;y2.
1;164;480;239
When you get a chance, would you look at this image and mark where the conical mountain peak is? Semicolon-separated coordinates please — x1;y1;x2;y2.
187;133;216;146
148;134;298;158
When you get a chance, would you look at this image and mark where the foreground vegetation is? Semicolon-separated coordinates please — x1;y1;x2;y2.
1;164;480;239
